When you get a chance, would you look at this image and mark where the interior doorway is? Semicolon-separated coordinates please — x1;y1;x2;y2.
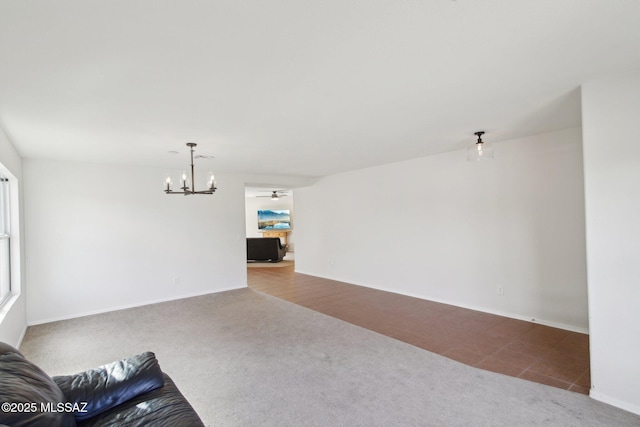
244;187;295;265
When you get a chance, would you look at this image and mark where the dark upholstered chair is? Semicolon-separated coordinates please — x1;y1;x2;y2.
247;237;286;262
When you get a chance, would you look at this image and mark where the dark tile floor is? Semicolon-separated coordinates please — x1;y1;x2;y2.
247;265;591;394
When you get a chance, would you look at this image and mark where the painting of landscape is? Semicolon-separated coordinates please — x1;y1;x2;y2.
258;209;291;230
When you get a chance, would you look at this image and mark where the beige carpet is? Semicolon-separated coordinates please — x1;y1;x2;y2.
246;260;294;268
20;289;640;426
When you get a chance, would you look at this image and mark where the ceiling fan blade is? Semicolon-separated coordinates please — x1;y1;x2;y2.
253;190;289;198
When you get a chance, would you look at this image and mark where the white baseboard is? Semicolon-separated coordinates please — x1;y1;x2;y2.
27;285;246;326
590;390;640;416
16;324;27;349
292;268;588;334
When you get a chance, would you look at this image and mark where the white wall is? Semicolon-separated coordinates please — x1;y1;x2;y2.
0;126;27;347
295;128;588;332
244;193;295;250
24;159;247;324
582;72;640;414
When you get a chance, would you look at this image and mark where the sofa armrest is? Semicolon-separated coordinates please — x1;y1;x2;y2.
53;352;164;422
0;342;76;427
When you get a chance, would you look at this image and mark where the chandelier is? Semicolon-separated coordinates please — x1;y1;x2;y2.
164;143;217;195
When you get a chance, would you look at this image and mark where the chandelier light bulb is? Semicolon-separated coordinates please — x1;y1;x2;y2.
181;171;190;190
207;172;216;191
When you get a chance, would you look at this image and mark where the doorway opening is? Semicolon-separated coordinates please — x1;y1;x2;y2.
244;187;294;267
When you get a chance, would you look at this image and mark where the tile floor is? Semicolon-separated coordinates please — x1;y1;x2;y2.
247;265;591;395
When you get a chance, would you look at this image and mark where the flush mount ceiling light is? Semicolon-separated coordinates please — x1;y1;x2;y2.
164;143;217;195
467;131;494;162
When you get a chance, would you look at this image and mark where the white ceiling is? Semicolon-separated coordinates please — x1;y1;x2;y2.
1;1;639;178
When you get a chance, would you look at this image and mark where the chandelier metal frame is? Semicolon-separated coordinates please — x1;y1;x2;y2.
164;143;217;195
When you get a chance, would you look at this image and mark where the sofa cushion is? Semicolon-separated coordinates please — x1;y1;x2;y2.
53;352;164;422
0;342;76;427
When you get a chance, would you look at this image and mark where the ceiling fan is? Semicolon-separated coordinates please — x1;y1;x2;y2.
256;190;289;200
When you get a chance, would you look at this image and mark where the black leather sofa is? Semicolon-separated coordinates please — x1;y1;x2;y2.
247;237;286;262
0;342;204;427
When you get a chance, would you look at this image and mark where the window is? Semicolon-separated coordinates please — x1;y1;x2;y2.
0;174;10;305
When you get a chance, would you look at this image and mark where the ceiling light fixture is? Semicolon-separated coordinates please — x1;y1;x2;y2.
256;190;289;200
164;143;217;195
467;131;494;162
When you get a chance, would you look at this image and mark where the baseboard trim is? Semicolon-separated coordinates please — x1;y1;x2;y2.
27;285;247;326
293;268;588;334
590;390;640;416
16;324;27;349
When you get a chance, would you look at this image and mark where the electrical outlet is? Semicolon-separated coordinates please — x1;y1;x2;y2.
173;276;180;286
497;286;504;295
